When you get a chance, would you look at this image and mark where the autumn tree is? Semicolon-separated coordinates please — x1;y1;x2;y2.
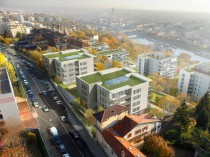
159;95;180;114
54;75;62;83
85;109;96;125
150;72;166;92
142;134;175;157
112;60;122;68
95;62;105;71
97;106;104;112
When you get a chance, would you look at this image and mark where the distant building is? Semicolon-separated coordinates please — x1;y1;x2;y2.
76;67;151;114
0;68;21;124
17;14;24;23
43;49;95;84
87;43;110;51
98;49;128;62
137;52;178;78
93;105;161;157
4;22;28;38
28;16;35;22
178;62;210;101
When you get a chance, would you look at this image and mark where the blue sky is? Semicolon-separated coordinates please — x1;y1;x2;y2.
1;0;210;13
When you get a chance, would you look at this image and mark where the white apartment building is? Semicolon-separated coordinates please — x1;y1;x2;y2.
76;67;151;115
98;49;128;62
4;22;29;38
178;62;210;101
17;14;25;23
0;68;21;124
43;49;95;84
137;52;178;78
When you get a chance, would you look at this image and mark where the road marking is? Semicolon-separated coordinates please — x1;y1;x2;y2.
38;116;54;126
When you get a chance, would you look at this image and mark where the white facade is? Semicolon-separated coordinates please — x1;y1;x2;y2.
178;62;210;101
17;14;24;23
77;68;151;114
0;68;21;124
4;22;28;38
43;49;95;84
137;52;178;78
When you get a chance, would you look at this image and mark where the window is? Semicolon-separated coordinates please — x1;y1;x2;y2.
133;89;141;94
0;110;3;120
135;129;141;135
127;133;132;138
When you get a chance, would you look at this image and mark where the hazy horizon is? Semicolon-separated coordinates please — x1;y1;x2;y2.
1;0;210;14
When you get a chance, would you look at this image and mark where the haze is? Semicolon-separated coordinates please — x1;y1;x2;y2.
1;0;210;13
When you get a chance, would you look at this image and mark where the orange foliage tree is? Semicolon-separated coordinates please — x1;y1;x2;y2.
95;62;105;71
142;134;175;157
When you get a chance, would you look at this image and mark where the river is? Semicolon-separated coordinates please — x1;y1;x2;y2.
130;36;210;62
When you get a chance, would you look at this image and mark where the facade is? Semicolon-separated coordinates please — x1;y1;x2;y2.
137;52;178;78
17;14;25;23
178;62;210;101
93;105;161;157
0;68;21;124
98;49;128;62
76;68;151;114
43;49;95;84
87;43;110;51
4;22;28;38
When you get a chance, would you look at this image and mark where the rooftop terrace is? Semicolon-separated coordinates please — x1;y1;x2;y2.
0;68;11;94
99;49;127;56
44;50;90;62
81;69;146;90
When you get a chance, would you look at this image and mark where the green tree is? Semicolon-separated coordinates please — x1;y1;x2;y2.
173;101;190;132
196;108;210;131
195;92;210;114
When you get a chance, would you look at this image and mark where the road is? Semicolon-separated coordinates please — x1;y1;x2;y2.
6;47;94;157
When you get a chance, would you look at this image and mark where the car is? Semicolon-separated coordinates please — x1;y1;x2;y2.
42;80;48;85
56;100;62;105
32;101;39;108
58;144;68;156
69;130;79;139
60;116;67;122
30;94;35;99
42;91;47;95
31;97;37;102
53;96;58;101
63;154;70;157
25;85;30;90
48;127;62;145
43;106;49;112
58;105;65;110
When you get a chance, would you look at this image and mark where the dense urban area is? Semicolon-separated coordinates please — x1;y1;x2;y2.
0;3;210;157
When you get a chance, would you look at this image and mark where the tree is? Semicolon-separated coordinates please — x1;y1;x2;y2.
95;62;105;71
112;60;122;68
85;109;96;125
196;108;210;131
159;95;180;114
97;106;104;112
81;100;87;108
173;101;190;131
195;92;210;114
54;75;62;83
142;134;175;157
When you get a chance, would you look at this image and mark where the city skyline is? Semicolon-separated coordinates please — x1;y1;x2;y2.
1;0;210;13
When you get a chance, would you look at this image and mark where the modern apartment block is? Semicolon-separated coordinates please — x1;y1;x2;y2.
88;43;110;51
98;49;128;62
137;52;178;78
43;49;95;84
4;22;29;38
76;67;151;115
0;68;21;124
178;62;210;101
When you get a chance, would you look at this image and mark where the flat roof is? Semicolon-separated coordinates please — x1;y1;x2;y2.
44;50;90;62
0;68;11;94
99;49;127;56
80;69;146;90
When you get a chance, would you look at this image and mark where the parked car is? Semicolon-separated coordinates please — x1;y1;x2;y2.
58;105;65;110
56;100;62;105
32;101;39;108
48;127;62;145
69;130;79;139
60;116;67;122
42;91;47;95
43;106;49;112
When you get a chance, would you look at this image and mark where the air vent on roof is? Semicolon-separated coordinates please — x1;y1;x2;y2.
136;155;141;157
120;139;123;142
121;151;125;157
111;110;115;113
128;147;132;150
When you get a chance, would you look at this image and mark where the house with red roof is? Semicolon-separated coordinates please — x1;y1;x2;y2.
93;105;161;157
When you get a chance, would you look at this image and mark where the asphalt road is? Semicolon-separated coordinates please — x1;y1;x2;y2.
6;47;94;157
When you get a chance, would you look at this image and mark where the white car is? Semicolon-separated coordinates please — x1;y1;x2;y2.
43;106;49;112
60;116;67;122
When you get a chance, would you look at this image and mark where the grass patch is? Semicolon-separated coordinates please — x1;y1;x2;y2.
12;82;22;97
19;83;26;98
66;87;79;98
150;92;164;103
149;108;164;119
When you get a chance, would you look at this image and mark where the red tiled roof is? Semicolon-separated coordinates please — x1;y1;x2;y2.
114;114;160;137
93;105;128;123
102;128;146;157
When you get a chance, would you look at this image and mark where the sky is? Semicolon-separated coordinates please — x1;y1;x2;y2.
1;0;210;13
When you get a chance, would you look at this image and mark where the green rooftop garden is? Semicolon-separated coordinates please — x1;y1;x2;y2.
81;69;145;90
45;50;89;61
99;49;126;56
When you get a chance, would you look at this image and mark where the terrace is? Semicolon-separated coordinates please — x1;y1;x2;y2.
81;69;145;90
99;49;127;56
45;50;90;61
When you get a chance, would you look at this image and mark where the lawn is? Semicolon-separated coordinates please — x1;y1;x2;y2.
150;91;164;103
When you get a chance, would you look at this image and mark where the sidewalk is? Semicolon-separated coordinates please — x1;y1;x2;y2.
53;82;107;157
